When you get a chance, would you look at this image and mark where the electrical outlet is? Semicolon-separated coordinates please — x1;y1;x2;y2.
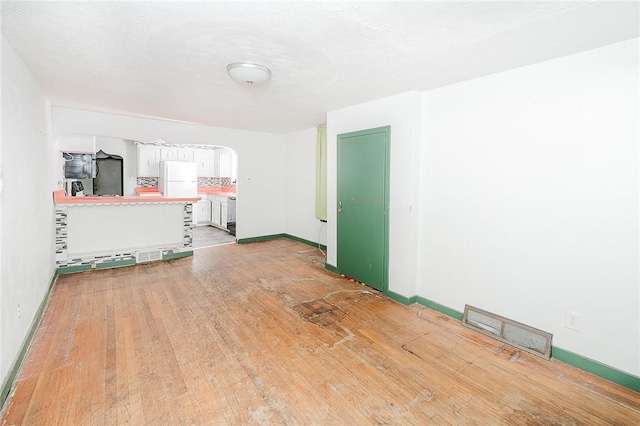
17;304;21;319
566;311;581;331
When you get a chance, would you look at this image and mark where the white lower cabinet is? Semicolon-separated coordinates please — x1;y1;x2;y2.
221;202;228;229
210;196;229;230
195;199;211;225
211;200;221;227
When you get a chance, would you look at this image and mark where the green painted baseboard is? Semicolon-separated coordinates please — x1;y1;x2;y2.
282;234;327;251
552;347;640;392
163;250;193;260
237;233;287;244
57;251;193;275
385;290;639;392
414;296;464;321
96;258;136;269
237;233;327;252
324;263;340;274
57;264;92;274
386;290;416;306
1;271;58;409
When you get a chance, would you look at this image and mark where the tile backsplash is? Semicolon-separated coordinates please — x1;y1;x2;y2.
199;177;233;187
137;177;159;187
137;176;233;188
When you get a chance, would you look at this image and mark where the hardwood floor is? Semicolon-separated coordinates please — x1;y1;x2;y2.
1;239;638;425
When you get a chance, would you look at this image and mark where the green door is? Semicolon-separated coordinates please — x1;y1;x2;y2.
337;126;389;292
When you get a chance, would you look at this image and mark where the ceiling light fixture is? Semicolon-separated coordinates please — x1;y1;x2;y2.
226;62;272;86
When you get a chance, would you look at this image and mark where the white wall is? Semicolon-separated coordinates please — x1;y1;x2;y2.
1;35;57;388
51;107;286;239
284;127;326;246
419;39;639;375
327;91;423;298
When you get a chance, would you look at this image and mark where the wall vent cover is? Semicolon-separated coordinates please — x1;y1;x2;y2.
462;304;553;359
135;250;163;263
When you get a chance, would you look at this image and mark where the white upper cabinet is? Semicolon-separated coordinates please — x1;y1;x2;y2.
137;145;159;177
137;144;235;179
194;150;213;177
160;147;177;161
177;148;194;162
217;149;232;177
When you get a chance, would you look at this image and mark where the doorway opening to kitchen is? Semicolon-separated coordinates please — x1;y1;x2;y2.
192;145;238;242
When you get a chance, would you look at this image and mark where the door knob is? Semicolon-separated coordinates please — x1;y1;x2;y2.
338;200;343;214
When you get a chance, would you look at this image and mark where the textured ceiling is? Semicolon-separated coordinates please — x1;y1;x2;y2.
1;1;638;134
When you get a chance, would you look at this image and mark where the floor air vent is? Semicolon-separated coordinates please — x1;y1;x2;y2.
135;250;163;264
462;304;552;359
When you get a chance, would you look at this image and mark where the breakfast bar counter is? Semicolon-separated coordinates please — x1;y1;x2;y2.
54;190;200;205
53;190;200;273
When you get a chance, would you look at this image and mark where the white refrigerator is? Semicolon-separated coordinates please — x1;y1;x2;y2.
158;161;198;197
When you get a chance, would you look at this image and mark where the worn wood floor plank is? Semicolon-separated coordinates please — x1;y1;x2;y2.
1;238;639;425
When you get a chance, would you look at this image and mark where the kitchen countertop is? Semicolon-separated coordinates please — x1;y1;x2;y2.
134;187;236;198
202;192;237;198
53;190;201;205
197;187;236;198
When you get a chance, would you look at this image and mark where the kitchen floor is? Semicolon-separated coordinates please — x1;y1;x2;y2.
192;225;236;248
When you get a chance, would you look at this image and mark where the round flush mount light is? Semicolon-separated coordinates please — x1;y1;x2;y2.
226;62;272;86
